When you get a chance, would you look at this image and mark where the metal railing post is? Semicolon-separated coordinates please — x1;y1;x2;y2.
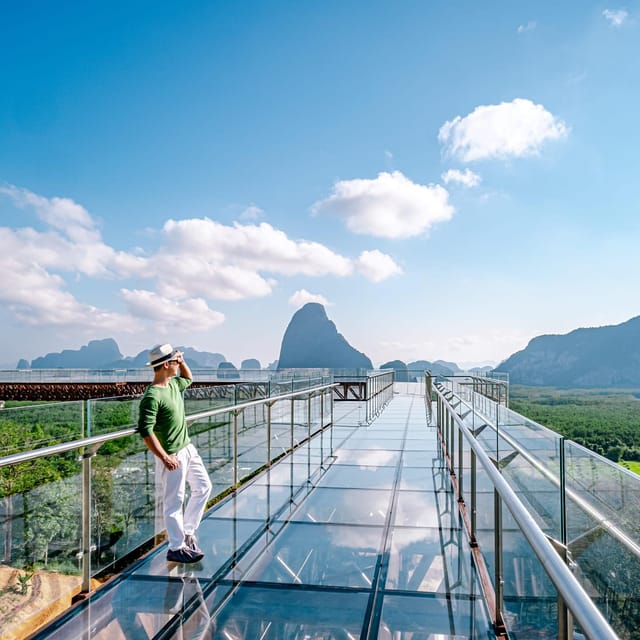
494;488;504;630
81;451;93;594
449;411;456;472
330;389;334;451
307;393;312;475
266;401;273;468
290;397;295;451
233;410;239;488
560;437;567;547
320;390;325;461
559;436;571;640
81;399;92;594
458;422;464;500
470;448;477;545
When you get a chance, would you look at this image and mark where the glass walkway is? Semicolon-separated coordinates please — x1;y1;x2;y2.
32;391;493;639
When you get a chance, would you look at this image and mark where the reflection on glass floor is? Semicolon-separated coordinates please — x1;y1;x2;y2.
34;395;495;640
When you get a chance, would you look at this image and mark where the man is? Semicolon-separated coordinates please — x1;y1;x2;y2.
138;343;212;563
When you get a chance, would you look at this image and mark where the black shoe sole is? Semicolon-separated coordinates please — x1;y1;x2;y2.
166;551;205;563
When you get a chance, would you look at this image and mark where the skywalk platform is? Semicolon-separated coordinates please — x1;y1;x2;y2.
33;392;494;639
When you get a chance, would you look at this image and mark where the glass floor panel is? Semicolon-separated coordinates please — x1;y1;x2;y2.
31;394;496;640
394;490;443;527
226;521;385;588
399;465;449;489
402;449;445;467
379;592;494;640
332;447;401;466
336;437;406;450
283;487;392;525
212;583;370;639
386;526;475;595
314;464;397;489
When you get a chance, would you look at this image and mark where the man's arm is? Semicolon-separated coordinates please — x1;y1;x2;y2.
175;350;192;380
142;433;180;471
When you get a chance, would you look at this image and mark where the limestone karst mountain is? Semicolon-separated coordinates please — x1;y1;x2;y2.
30;338;123;368
277;303;373;370
496;315;640;387
23;339;227;370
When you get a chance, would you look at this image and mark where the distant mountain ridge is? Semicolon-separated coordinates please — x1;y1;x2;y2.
496;316;640;387
21;307;638;386
22;338;231;370
30;339;123;369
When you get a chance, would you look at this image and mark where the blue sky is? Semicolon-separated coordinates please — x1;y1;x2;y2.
1;1;639;369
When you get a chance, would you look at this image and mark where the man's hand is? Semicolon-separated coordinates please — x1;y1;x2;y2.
175;350;193;380
163;454;180;471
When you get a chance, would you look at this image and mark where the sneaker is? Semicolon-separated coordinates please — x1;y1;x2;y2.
166;547;204;563
184;533;203;555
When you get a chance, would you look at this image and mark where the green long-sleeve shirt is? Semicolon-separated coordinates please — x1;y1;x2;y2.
137;377;192;454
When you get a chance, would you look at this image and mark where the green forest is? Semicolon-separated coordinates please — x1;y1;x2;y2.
509;385;640;469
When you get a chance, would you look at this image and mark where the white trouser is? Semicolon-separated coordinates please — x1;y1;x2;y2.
157;443;212;551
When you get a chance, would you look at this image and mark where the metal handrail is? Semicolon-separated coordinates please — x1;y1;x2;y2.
0;380;339;602
463;389;640;562
187;382;337;424
0;383;338;468
435;384;619;640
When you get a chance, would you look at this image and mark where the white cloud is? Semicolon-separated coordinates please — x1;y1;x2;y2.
517;21;537;33
311;171;454;239
603;9;628;26
0;190;139;334
162;219;353;278
120;289;225;331
1;184;94;232
438;98;569;162
0;184;124;277
356;250;403;282
288;289;331;308
0;184;400;338
238;204;264;220
441;168;482;188
0;235;136;332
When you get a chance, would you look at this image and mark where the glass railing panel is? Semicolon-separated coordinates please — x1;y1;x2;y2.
231;381;268;402
1;454;83;640
566;514;640;637
289;397;311;448
269;401;295;459
438;381;636;639
189;412;234;499
87;396;139;436
0;400;85;451
236;415;268;484
499;453;562;540
268;379;295;396
184;384;235;413
565;440;640;539
1;382;336;639
498;527;560;639
90;439;157;575
563;440;640;637
475;510;561;637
